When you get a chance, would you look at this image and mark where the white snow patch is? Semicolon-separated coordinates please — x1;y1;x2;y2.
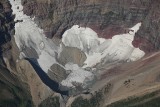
40;42;45;50
37;51;57;72
9;0;58;72
62;25;103;53
62;23;145;68
61;63;95;88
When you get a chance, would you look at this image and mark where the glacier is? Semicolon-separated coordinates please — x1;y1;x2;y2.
9;0;145;89
62;24;145;68
9;0;58;72
9;0;95;88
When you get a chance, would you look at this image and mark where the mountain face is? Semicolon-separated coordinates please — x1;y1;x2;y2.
0;0;160;107
22;0;160;53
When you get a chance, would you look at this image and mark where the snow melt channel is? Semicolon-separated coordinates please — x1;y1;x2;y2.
62;23;145;68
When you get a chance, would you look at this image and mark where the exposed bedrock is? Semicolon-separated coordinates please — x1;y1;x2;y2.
21;0;160;53
57;46;86;67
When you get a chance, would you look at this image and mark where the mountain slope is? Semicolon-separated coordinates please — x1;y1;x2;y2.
1;0;160;107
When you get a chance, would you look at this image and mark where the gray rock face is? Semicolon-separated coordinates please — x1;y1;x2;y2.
58;46;86;67
23;47;39;59
48;64;68;82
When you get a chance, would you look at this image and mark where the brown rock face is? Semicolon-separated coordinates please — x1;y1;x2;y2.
48;64;67;82
0;65;34;107
16;60;54;106
136;0;160;52
57;46;86;67
21;0;160;53
0;2;34;107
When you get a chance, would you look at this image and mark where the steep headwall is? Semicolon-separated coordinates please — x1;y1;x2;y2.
21;0;160;52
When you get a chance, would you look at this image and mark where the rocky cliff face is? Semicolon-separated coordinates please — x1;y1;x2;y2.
22;0;160;53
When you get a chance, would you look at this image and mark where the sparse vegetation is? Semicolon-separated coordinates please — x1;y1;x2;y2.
71;83;112;107
0;66;34;107
124;79;134;86
0;83;33;107
39;96;60;107
107;90;160;107
71;91;103;107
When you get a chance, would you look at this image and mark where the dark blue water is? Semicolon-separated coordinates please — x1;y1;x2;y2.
25;58;69;96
